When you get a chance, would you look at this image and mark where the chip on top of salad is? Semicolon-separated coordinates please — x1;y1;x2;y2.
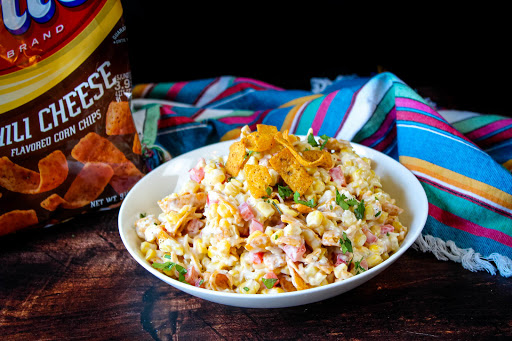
134;124;407;294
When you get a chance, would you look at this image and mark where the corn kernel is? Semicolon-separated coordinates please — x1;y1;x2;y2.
369;244;381;252
239;280;260;294
194;238;207;254
180;180;200;194
366;254;383;268
278;204;299;217
218;240;231;255
256;201;274;219
311;179;326;194
354;232;367;247
145;248;157;260
271;230;284;243
230;178;243;188
306;210;323;228
284;223;302;236
217;202;233;218
140;241;156;253
224;182;240;196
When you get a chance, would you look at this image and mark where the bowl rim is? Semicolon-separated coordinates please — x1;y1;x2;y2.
118;139;428;300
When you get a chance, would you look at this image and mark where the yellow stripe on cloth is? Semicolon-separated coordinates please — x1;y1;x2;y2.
400;155;512;211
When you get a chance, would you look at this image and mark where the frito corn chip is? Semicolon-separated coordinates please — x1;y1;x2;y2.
302;150;334;169
133;133;142;155
256;124;278;135
40;162;114;211
243;164;272;198
269;148;313;195
245;131;276;152
274;133;333;169
0;150;68;194
0;209;38;236
71;132;143;194
105;101;136;135
225;139;247;177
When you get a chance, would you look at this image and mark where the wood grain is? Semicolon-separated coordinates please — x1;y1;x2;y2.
1;208;511;340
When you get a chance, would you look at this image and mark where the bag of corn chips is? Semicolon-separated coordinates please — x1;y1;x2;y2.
0;0;144;236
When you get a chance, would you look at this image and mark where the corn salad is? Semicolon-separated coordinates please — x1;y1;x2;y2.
134;125;407;294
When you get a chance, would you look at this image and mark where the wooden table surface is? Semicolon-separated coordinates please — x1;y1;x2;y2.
1;208;511;340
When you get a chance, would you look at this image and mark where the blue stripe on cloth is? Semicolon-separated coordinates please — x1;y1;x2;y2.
317;88;356;137
397;124;512;191
207;89;312;111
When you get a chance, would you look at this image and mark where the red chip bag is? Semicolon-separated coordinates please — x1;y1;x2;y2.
0;0;145;236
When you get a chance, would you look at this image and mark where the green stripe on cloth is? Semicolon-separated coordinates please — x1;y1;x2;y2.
353;86;395;142
424;182;512;236
295;96;323;134
452;115;505;134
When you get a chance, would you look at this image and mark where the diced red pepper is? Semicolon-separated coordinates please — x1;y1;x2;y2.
249;219;264;234
380;224;394;234
281;242;306;262
239;202;255;221
363;227;378;244
329;166;346;187
262;272;279;287
250;252;264;264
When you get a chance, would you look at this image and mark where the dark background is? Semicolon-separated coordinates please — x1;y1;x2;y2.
120;1;510;116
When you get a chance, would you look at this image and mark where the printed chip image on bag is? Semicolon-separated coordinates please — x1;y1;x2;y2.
0;0;145;236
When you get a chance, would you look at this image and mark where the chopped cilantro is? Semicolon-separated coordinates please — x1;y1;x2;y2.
262;277;278;289
335;189;360;215
244;150;254;159
278;185;293;198
152;255;188;283
355;200;365;220
274;234;279;240
319;134;330;150
307;133;318;147
139;213;147;219
339;232;353;254
266;186;272;197
354;257;367;274
243;287;250;292
335;189;349;209
293;191;316;208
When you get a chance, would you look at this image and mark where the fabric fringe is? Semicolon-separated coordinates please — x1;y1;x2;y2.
413;234;512;278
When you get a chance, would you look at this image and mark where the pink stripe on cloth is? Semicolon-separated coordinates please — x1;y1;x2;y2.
166;82;186;100
477;128;512;148
398;109;472;142
465;118;512;140
160;105;175;115
311;91;337;133
396;97;443;117
361;107;397;145
217;111;262;125
373;124;397;151
234;77;284;91
429;203;512;248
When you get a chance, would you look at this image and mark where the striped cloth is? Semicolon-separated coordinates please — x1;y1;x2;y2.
131;72;512;277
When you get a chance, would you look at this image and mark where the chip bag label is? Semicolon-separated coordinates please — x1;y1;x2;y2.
0;0;144;236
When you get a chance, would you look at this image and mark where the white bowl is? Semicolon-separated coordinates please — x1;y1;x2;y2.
118;140;428;308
